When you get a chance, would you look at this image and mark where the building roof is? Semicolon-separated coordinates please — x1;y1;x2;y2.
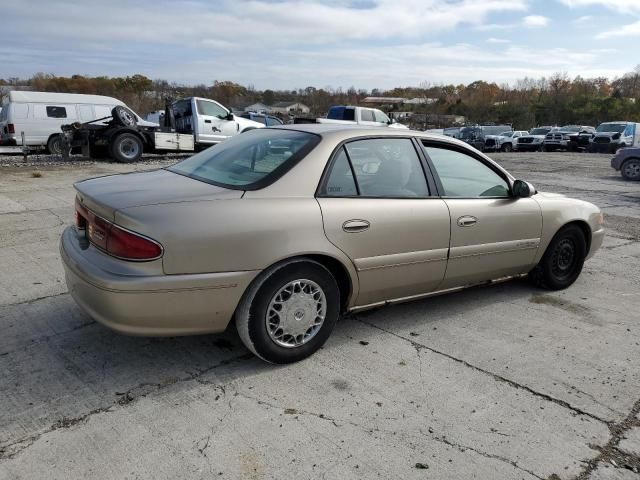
361;97;406;104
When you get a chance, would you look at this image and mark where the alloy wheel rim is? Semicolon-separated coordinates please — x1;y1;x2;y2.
623;161;640;179
266;279;326;348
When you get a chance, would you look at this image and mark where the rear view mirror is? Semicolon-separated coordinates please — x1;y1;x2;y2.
513;179;535;198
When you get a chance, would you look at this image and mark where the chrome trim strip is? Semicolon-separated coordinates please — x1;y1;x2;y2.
355;248;449;272
449;238;539;260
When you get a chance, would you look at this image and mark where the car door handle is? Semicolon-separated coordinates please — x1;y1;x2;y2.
457;215;478;227
342;219;370;233
204;119;211;123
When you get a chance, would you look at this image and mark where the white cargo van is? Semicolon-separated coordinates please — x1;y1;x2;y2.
0;91;155;153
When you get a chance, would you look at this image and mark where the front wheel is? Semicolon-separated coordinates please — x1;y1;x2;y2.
501;143;513;153
111;133;143;163
621;158;640;181
236;259;340;364
529;225;586;290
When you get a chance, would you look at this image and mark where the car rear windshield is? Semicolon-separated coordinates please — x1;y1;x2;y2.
168;129;320;190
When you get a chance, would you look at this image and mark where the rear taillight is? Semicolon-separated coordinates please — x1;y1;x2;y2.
74;198;162;261
107;225;162;260
7;123;15;134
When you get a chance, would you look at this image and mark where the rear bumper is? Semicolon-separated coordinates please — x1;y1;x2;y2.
60;227;258;336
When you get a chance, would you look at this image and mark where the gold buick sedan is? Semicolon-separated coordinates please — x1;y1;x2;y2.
61;125;604;363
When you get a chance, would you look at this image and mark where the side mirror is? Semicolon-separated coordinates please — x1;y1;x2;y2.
513;179;535;198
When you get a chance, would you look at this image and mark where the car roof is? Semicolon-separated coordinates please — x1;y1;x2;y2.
272;123;471;148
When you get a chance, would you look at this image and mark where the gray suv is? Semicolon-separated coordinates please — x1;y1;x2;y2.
611;147;640;180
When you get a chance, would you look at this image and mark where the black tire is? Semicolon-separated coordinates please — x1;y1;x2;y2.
47;135;65;155
621;158;640;181
111;133;143;163
502;143;513;152
111;106;137;127
235;259;340;364
529;224;587;290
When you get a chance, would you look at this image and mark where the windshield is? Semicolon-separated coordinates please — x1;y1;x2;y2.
499;131;512;137
560;126;581;133
596;123;626;133
530;128;550;135
168;129;320;190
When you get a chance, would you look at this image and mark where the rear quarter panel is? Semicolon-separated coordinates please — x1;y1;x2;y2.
115;198;360;298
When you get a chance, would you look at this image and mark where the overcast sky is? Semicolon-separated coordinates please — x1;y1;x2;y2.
1;0;639;90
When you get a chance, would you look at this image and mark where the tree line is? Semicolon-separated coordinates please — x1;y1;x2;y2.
2;67;639;129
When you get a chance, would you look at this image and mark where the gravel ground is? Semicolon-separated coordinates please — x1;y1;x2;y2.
0;151;639;480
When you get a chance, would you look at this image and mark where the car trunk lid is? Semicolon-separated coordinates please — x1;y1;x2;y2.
74;168;243;221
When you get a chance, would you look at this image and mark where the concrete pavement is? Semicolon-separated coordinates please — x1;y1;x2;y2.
0;152;638;479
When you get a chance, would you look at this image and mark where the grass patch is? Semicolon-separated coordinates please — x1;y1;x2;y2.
31;171;42;178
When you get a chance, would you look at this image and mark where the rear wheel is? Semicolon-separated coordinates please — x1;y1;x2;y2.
236;259;340;364
621;158;640;181
111;133;143;163
47;135;65;155
529;224;586;290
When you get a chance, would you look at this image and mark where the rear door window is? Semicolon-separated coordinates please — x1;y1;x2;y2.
323;147;358;197
344;138;429;197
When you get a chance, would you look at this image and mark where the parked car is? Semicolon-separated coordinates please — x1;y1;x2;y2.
61;97;264;162
543;125;592;151
610;147;640;180
295;106;408;129
442;127;461;138
239;112;284;126
0;91;156;154
589;122;640;153
567;126;596;151
515;127;554;151
484;130;528;152
459;125;513;151
61;125;604;364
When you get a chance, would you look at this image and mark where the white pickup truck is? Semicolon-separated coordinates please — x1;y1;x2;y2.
304;106;408;129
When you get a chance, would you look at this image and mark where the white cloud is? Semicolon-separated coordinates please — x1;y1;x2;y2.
573;15;593;23
523;15;550;27
597;20;640;38
557;0;640;15
2;0;530;45
486;37;511;43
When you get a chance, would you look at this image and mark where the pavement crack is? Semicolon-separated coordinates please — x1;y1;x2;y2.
354;316;610;426
3;291;69;307
573;397;640;479
425;431;545;480
0;352;253;461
